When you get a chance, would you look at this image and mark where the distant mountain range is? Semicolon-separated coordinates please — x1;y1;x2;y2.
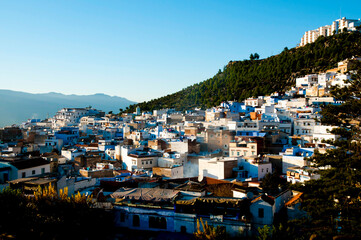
0;90;136;127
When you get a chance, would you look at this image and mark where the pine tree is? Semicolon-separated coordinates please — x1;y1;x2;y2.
298;62;361;238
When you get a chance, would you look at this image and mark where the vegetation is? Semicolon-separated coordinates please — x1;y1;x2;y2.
260;171;288;194
126;31;361;113
255;224;301;240
0;186;114;239
292;62;361;238
194;218;227;240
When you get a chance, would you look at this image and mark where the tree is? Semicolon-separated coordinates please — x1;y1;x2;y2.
260;171;287;194
250;53;255;60
254;53;260;60
298;62;361;238
125;32;361;112
257;225;271;240
0;186;114;239
194;218;227;240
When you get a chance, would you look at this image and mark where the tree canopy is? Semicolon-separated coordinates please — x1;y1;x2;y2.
295;62;361;238
126;31;361;113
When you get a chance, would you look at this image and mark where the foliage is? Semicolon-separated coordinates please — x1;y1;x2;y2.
250;53;260;60
257;225;271;240
126;32;361;113
0;186;113;239
260;171;288;194
256;223;306;240
296;63;361;238
194;218;227;240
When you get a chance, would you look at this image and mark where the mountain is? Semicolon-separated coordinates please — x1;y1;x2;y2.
0;90;136;127
127;31;361;112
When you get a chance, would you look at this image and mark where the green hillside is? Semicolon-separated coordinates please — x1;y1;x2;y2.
127;31;361;112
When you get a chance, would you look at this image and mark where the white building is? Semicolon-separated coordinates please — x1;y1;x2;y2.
61;148;86;161
293;116;316;136
10;158;51;179
235;157;272;181
300;17;361;46
198;157;239;180
286;167;320;184
250;190;292;226
157;152;186;168
121;146;160;171
281;147;314;174
244;97;264;107
52;107;104;129
313;125;339;143
330;74;352;88
295;74;318;88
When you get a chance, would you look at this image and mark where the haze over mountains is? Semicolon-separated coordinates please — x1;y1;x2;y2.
0;90;136;127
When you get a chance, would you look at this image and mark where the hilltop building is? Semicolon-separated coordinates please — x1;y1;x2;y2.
300;17;361;46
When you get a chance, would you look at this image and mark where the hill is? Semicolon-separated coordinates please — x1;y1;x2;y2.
0;90;136;127
127;31;361;112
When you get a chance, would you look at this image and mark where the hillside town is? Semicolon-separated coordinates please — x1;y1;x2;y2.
0;57;359;237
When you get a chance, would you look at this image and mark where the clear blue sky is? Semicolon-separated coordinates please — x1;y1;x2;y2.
0;0;360;102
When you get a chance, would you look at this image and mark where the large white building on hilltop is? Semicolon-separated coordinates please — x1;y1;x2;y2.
300;17;361;47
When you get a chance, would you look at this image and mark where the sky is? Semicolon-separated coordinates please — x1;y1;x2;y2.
0;0;360;102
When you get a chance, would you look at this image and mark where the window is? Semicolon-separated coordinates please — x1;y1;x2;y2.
149;216;167;229
32;170;36;175
133;215;140;227
2;173;9;183
258;208;264;218
150;161;152;164
120;213;125;222
41;168;45;174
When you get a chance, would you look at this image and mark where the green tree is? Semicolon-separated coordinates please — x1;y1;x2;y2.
194;218;227;240
257;225;271;240
250;53;255;60
125;32;361;112
298;63;361;238
260;171;287;194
